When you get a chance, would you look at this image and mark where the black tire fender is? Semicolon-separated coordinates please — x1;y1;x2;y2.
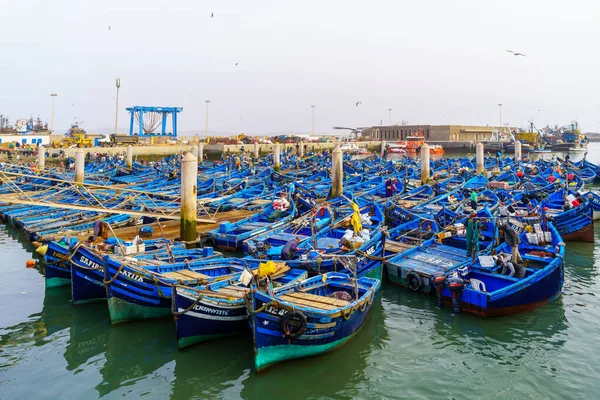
280;310;307;339
406;271;422;292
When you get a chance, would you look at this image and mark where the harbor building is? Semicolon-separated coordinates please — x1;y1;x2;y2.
365;125;509;142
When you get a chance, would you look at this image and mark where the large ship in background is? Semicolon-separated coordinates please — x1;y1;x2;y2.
0;116;52;146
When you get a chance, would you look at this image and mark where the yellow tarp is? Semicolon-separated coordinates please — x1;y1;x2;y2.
351;202;362;234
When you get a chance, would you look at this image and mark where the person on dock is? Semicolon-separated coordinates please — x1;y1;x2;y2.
465;212;480;259
500;223;522;263
470;190;478;210
281;237;300;260
497;253;526;278
385;178;399;197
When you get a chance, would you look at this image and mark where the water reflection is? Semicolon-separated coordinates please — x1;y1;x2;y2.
64;302;110;372
96;320;176;397
240;296;389;400
172;335;253;399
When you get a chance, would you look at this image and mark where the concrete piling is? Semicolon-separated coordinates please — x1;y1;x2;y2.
331;144;343;198
191;145;199;161
126;145;133;169
38;149;45;170
421;143;430;185
253;142;259;160
476;142;484;174
274;144;281;172
180;152;198;243
298;141;304;157
515;141;522;162
74;149;85;184
199;142;204;164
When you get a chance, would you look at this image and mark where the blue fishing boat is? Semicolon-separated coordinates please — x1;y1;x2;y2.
103;255;241;324
39;237;79;287
441;222;564;316
243;205;334;255
173;264;307;349
384;208;496;293
247;272;381;372
207;190;297;251
245;201;386;280
69;238;184;305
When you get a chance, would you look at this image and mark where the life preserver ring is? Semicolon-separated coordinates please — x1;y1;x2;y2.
280;310;307;339
406;271;422;292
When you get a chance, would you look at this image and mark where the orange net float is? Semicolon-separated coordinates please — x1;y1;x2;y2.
25;260;37;268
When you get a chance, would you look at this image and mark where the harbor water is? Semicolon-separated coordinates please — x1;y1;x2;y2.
1;147;599;399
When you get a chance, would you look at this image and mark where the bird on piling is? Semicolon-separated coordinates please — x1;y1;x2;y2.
506;50;526;57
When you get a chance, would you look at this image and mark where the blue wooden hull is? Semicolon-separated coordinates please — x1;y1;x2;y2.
70;245;107;305
43;240;74;288
249;275;381;372
103;260;174;324
174;290;248;349
551;201;594;242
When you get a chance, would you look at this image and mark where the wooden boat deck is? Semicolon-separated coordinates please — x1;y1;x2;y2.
391;243;468;275
279;291;350;310
214;285;250;298
162;270;210;281
385;240;418;254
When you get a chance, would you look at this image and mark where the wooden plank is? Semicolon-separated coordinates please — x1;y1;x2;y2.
163;270;209;280
279;294;339;310
0;196;215;222
214;288;247;298
286;291;351;307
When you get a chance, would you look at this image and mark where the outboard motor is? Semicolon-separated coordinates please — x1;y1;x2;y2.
430;271;446;309
446;276;465;314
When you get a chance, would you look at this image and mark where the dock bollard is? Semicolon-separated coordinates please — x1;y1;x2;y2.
126;145;133;169
515;140;522;162
476;142;484;174
274;144;281;172
38;149;45;170
421;143;430;185
180;152;198;243
331;144;343;198
75;149;85;184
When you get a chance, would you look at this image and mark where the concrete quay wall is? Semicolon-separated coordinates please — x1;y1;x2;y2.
54;140;474;158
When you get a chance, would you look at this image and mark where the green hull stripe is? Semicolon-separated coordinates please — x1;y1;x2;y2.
46;277;71;288
361;263;383;281
108;297;171;324
255;319;369;372
177;331;240;349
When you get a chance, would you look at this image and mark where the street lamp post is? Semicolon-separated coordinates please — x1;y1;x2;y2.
114;78;121;134
50;93;57;132
498;104;503;128
311;105;315;136
389;108;392;125
205;100;210;139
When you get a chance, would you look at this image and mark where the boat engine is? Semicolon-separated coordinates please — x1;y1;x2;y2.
446;276;465;314
430;271;446;308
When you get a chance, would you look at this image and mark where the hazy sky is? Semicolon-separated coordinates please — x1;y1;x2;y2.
1;0;599;135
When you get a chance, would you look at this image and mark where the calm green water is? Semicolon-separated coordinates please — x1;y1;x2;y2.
1;149;599;399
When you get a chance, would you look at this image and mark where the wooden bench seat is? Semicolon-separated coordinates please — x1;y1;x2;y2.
162;270;210;281
279;291;351;310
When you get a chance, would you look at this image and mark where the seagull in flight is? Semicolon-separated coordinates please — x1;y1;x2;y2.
506;50;526;57
210;13;214;18
108;26;111;31
235;63;238;66
355;102;362;107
